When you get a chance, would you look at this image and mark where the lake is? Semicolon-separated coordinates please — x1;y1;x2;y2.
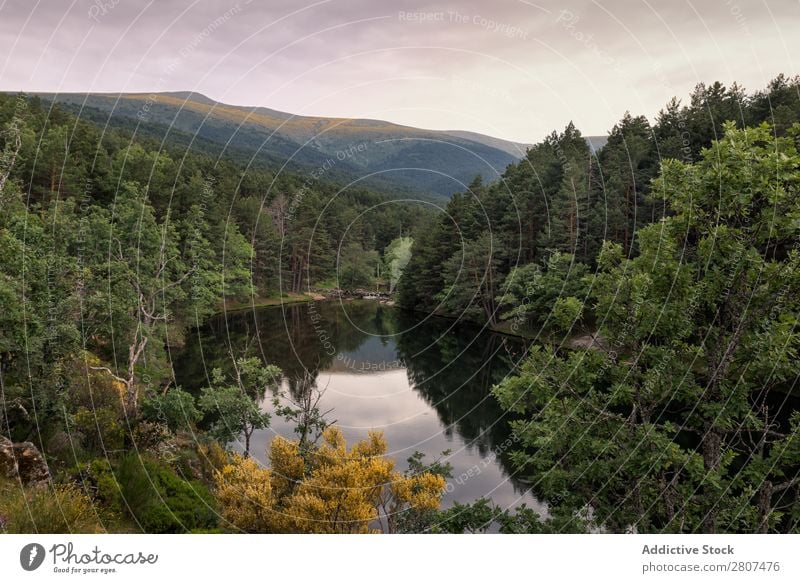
174;300;541;512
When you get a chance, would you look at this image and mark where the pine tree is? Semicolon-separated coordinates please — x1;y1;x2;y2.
494;123;800;533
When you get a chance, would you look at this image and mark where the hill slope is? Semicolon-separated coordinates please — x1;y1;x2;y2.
35;91;527;200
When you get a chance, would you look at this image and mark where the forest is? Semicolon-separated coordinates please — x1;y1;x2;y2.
0;92;436;533
2;75;800;533
398;75;800;533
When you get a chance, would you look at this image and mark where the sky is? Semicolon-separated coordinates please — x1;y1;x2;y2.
0;0;797;143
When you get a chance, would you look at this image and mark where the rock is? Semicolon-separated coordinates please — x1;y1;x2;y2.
0;435;50;485
0;436;16;478
569;332;609;352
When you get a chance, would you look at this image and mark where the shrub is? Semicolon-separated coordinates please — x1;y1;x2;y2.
141;388;201;433
214;429;446;533
196;441;229;482
498;252;590;331
116;454;218;533
214;455;274;533
551;296;583;331
71;406;125;453
63;353;126;413
130;420;171;451
0;479;104;533
75;458;123;514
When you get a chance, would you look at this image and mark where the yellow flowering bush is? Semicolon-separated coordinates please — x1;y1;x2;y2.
214;427;446;533
214;455;274;533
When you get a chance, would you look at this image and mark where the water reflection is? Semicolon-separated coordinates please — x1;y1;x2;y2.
174;300;539;510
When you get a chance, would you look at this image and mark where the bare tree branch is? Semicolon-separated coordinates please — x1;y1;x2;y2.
88;365;128;386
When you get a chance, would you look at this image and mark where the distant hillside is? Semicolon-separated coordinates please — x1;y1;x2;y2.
34;91;529;200
441;129;532;157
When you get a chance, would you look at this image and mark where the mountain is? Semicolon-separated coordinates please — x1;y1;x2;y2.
33;91;529;200
440;129;532;157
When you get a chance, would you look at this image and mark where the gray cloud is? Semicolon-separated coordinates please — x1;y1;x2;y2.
0;0;797;141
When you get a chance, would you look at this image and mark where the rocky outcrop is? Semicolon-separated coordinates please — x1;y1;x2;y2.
0;436;50;485
309;288;393;300
569;332;610;352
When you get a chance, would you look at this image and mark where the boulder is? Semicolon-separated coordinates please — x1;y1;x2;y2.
568;332;609;352
0;435;50;485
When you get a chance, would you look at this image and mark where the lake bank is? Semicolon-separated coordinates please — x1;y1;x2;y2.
221;292;596;345
219;292;314;314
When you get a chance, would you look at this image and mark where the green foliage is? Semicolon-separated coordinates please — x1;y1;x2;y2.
423;498;583;534
337;241;380;288
383;236;413;292
141;387;202;433
71;407;125;453
494;123;800;533
199;358;281;456
399;77;800;332
200;385;269;445
498;251;590;332
4;77;800;534
79;458;124;513
115;454;217;533
551;296;583;331
0;91;424;452
396;215;448;311
428;498;499;533
437;232;502;324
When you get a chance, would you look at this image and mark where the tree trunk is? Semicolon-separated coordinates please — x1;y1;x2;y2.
757;480;773;533
484;261;496;326
0;129;22;193
123;325;148;416
291;253;305;293
701;424;722;533
624;182;632;253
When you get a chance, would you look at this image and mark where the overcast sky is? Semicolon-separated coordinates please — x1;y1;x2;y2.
0;0;797;142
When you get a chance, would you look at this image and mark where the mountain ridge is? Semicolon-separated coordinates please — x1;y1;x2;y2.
29;91;606;199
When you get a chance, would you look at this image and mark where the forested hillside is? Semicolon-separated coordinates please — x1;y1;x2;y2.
392;76;800;534
398;76;800;329
37;91;525;200
0;91;450;534
0;92;426;439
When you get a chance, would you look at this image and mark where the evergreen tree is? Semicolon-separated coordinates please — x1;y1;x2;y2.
494;123;800;533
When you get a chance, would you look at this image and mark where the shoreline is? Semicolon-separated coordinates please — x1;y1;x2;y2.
218;292;314;314
219;293;547;342
219;295;599;347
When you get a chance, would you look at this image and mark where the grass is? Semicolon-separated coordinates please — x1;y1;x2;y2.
313;278;340;291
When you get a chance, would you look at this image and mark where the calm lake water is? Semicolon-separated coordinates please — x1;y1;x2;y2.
174;300;541;511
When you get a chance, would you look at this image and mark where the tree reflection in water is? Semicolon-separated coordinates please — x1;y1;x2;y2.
173;301;537;507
